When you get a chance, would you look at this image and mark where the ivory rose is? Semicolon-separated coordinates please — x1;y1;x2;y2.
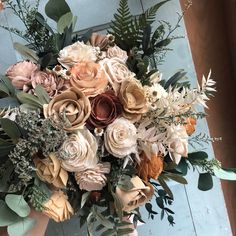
115;176;154;212
137;152;163;182
119;78;148;122
106;45;128;62
75;162;111;191
6;61;38;89
70;61;108;97
43;191;74;222
60;129;98;172
86;90;122;129
104;118;137;158
43;87;91;131
34;153;68;188
58;41;97;69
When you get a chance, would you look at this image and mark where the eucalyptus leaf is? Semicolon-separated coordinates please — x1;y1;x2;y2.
188;151;208;162
0;75;16;97
0;118;22;139
81;191;90;208
34;85;50;104
198;173;213;191
35;12;55;34
45;0;71;22
164;172;188;184
0;97;20;108
13;43;39;62
158;176;174;199
0;200;20;226
17;92;42;109
5;194;31;217
7;217;35;236
176;158;188;176
57;12;73;34
213;167;236;180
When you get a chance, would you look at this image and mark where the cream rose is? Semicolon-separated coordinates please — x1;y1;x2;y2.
75;162;111;191
34;153;68;189
119;78;148;122
43;87;91;131
60;129;98;172
43;191;74;222
166;125;188;164
106;45;128;62
115;176;154;212
104;118;137;158
70;61;109;97
58;41;97;69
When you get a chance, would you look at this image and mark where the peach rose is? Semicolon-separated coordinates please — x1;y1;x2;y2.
6;61;38;89
75;162;111;191
104;118;137;158
43;191;74;222
58;41;97;69
137;152;163;182
106;45;128;62
70;61;108;97
185;117;196;136
34;153;68;188
43;87;91;131
119;78;148;122
60;129;98;172
115;176;154;212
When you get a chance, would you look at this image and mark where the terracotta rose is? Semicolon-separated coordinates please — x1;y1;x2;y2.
119;78;148;122
185;117;196;136
34;153;68;189
43;87;91;131
137;152;163;182
70;61;108;97
115;176;154;212
43;191;74;222
87;90;122;129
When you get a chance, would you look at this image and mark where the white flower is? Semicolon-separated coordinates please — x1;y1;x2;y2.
106;45;128;62
58;41;97;69
165;124;188;164
145;83;167;105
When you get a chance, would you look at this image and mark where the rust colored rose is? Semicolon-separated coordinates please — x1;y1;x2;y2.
185;117;196;136
89;33;109;50
115;176;154;212
86;90;122;129
119;78;148;122
6;61;38;89
34;153;68;189
137;152;163;182
25;70;65;98
43;87;91;131
70;61;108;97
43;191;74;222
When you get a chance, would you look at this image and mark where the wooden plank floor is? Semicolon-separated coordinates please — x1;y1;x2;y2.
0;0;233;235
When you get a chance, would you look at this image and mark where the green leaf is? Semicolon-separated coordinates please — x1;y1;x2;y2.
100;228;116;236
176;158;188;176
111;191;123;220
213;167;236;180
57;12;73;34
0;142;15;159
34;85;50;104
198;173;213;191
38;53;53;69
17;92;42;109
5;194;31;217
188;151;208;162
164;70;187;89
45;0;71;22
164;172;188;184
0;97;20;108
0;200;20;226
0;75;16;97
156;197;164;209
0;118;22;139
81;192;90;208
0;162;14;191
7;217;35;236
93;207;114;229
117;228;134;236
158;176;174;199
35;12;55;35
13;43;38;63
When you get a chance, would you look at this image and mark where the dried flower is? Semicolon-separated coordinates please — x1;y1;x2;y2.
75;162;111;191
58;41;97;69
87;90;122;129
94;127;104;136
89;33;109;50
185;117;196;136
43;191;74;222
119;78;148;122
43;87;91;131
34;153;68;189
104;118;137;158
137;152;163;182
70;61;108;97
115;176;154;212
106;45;128;62
60;129;98;172
0;1;4;11
6;61;38;89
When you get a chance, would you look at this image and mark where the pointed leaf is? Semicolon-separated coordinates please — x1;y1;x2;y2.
81;192;90;208
0;118;22;139
0;97;20;108
13;43;38;63
34;85;50;104
213;167;236;180
57;12;73;34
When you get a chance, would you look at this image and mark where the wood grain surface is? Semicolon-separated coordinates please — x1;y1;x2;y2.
180;0;236;234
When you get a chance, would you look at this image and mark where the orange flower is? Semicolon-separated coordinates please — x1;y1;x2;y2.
137;152;163;182
0;1;4;11
70;61;108;97
185;117;196;136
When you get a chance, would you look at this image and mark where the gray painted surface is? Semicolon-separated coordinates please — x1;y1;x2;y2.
0;0;232;235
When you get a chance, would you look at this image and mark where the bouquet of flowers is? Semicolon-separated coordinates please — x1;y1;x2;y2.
0;0;235;235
